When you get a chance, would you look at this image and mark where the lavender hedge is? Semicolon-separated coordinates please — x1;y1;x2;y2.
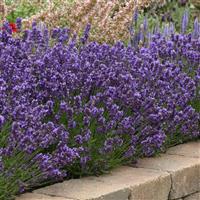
0;18;199;199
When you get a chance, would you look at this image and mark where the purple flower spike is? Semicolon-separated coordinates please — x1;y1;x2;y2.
181;10;189;34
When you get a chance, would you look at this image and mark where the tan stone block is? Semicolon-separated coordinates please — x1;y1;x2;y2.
16;193;72;200
183;192;200;200
167;141;200;158
130;174;170;200
17;142;200;200
33;167;170;200
136;154;200;199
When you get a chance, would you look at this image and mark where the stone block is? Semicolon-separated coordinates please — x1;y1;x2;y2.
34;167;170;200
136;154;200;199
167;141;200;158
184;192;200;200
16;193;72;200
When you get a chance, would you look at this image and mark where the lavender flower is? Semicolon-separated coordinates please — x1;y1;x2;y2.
192;18;199;39
16;18;22;31
133;0;139;27
80;24;91;44
143;16;148;32
0;115;5;128
181;10;189;33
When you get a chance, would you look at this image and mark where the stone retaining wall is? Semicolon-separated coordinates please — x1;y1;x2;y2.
17;141;200;200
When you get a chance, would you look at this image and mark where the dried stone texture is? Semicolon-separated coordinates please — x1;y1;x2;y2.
33;166;170;200
136;154;200;199
16;193;72;200
183;192;200;200
167;141;200;158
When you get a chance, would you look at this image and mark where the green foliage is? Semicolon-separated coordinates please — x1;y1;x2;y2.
5;0;49;22
143;0;200;33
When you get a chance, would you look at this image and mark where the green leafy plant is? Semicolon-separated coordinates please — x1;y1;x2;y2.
143;0;200;33
5;0;48;22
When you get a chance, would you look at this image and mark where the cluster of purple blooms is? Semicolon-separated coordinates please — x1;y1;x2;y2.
130;8;200;49
0;16;199;198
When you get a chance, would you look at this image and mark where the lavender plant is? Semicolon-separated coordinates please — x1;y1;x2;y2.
143;0;200;33
0;17;199;199
129;6;200;49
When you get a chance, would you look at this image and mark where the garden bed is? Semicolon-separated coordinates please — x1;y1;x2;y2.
17;141;200;200
0;1;199;199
